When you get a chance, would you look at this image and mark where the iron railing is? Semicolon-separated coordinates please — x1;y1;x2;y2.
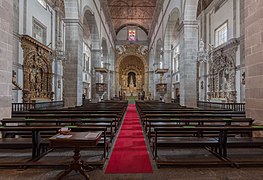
12;101;64;112
198;101;245;111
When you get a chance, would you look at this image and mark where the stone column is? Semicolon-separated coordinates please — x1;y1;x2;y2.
239;0;245;103
148;51;155;100
163;49;172;103
109;48;115;99
244;1;263;123
90;49;101;102
0;0;13;119
179;20;198;107
63;19;83;107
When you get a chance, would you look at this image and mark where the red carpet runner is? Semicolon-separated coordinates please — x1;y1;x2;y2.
105;104;153;173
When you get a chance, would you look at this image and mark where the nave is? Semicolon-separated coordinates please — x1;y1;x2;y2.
1;100;263;179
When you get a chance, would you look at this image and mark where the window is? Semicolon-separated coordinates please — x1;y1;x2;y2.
215;22;228;47
83;54;87;71
128;30;136;43
173;46;180;73
32;18;47;44
83;54;90;72
86;57;89;72
38;0;47;8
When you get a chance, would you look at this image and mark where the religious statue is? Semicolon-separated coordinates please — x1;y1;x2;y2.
129;75;134;87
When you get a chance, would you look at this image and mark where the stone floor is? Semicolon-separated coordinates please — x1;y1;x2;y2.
1;145;263;180
1;113;263;179
0;163;263;180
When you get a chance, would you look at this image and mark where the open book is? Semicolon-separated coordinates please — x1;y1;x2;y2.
85;132;100;139
56;134;72;139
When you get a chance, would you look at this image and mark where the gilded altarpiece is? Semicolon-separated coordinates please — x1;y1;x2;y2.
208;39;239;102
21;35;53;103
115;45;149;96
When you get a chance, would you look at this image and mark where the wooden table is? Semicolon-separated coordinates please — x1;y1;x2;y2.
49;131;102;180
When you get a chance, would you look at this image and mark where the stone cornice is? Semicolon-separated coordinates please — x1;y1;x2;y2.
211;38;240;55
21;35;52;53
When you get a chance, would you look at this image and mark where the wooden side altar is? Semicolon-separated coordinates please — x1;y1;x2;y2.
49;131;102;180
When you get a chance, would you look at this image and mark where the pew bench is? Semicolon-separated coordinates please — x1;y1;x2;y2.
152;127;224;160
0;126;109;162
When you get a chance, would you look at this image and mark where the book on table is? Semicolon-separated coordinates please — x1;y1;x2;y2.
85;132;100;139
56;134;73;139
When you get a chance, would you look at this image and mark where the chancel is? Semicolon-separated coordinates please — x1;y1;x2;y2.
1;0;263;179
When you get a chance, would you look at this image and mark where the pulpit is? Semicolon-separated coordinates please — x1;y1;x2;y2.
94;67;108;100
155;68;168;99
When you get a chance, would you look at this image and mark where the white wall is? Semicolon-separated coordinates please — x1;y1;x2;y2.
199;0;243;102
14;0;59;103
27;0;56;48
206;0;234;46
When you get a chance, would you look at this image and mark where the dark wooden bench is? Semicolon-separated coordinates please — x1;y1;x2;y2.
0;126;109;161
152;126;263;167
152;126;224;159
1;118;116;142
146;118;254;139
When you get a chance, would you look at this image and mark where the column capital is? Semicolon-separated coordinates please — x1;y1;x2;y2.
178;20;198;32
63;18;83;30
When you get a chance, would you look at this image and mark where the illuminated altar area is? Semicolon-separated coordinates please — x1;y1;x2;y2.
118;54;145;97
121;72;143;96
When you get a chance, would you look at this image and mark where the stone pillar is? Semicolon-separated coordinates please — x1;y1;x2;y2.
90;49;101;102
179;20;198;107
163;49;172;103
64;19;83;107
244;1;263;123
108;48;115;99
239;0;245;103
0;0;13;119
148;51;155;100
12;0;20;103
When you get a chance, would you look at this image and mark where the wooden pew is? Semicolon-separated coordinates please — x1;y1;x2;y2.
1;118;116;142
0;126;109;162
152;126;263;167
146;118;254;140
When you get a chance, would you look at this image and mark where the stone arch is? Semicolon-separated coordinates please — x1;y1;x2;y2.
82;7;101;102
183;0;199;21
83;8;100;51
164;8;180;49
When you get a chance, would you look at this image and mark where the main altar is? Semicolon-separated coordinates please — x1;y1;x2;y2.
121;72;142;97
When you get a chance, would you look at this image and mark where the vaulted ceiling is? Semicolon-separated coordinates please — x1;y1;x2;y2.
107;0;158;35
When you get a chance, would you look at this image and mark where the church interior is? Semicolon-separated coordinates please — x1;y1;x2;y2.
1;0;263;179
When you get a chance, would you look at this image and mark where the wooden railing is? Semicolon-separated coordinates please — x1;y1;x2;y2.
198;101;245;111
12;101;64;112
